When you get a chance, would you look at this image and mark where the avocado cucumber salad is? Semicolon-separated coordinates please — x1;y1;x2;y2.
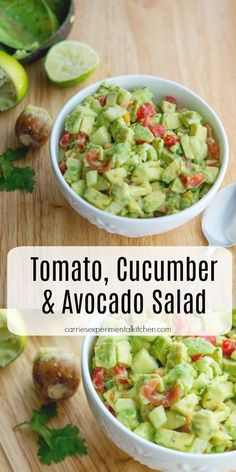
59;83;220;218
91;315;236;454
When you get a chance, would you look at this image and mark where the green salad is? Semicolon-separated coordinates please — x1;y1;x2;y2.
91;314;236;454
59;83;220;218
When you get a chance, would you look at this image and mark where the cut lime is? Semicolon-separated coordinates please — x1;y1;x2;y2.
44;40;99;87
0;51;29;111
0;309;27;367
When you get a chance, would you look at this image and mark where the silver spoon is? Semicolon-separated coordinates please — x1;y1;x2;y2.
202;182;236;247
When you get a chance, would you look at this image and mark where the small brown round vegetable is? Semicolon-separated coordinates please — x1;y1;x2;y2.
15;105;53;148
33;347;80;401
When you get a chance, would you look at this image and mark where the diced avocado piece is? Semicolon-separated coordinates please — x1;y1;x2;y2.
190;123;207;142
116;126;134;144
192;373;209;395
96;175;110;191
80;114;95;135
225;411;236;440
180;135;195;160
149;405;167;429
115;398;136;413
142;190;166;213
132;87;154;104
171;393;199;417
117;88;132;107
71;179;86;197
84;187;112;210
131;337;151;354
132;124;154;143
194;356;222;379
117;409;140;430
150;336;172;365
155;429;194;452
188;437;208;454
103;387;120;409
89;125;111;146
133;422;155;442
129;182;152;197
95;340;117;368
222;358;236;377
161;100;176;113
171;176;186;193
166;342;189;369
105;201;122;215
164;364;196;395
162;113;181;129
112;181;130;206
164;411;186;430
65;112;82;134
131;165;149;184
213;403;231;422
203;166;219;184
86;170;98;187
233;309;236;328
110;117;127;138
182;337;215;357
152;137;164;157
161;161;181;184
64;157;81;184
103;105;125;122
105;167;127;184
192;409;219;440
211;430;232;448
131;348;158;374
128;197;144;217
116;340;132;367
106;91;118;107
180;110;202;127
161;147;177;165
202;380;234;410
189;136;208;162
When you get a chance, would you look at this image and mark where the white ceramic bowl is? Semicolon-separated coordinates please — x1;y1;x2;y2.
50;75;229;237
81;335;236;472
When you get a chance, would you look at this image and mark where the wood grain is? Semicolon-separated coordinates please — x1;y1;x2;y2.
0;0;236;470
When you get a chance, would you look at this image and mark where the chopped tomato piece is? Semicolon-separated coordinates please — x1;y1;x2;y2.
136;140;146;145
165;95;179;107
136;102;156;121
75;132;88;149
191;354;203;362
205;123;213;138
99;96;107;107
59;161;67;175
181;173;205;189
222;339;236;357
162;385;182;408
92;367;105;393
104;403;115;415
86;149;112;174
149;124;166;138
112;365;130;384
141;379;181;408
59;131;70;150
181;415;192;433
164;134;177;147
207;142;220;159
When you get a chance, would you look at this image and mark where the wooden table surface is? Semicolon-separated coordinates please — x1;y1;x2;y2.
0;0;236;471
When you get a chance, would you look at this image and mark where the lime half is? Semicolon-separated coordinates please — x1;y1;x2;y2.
44;40;99;87
0;309;27;368
0;51;29;111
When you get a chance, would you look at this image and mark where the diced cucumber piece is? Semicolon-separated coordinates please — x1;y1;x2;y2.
71;179;86;197
171;393;199;416
90;125;111;146
116;340;132;367
155;429;194;452
164;411;186;430
84;188;112;210
142;190;166;213
86;170;98;187
133;422;155;441
149;405;167;429
192;409;219;440
115;398;136;413
105;167;127;184
131;348;158;374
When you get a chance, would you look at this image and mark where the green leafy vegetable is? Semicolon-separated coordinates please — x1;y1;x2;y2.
0;0;59;51
14;403;88;465
0;147;35;193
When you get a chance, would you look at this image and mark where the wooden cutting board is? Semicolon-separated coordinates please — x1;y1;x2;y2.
0;0;236;470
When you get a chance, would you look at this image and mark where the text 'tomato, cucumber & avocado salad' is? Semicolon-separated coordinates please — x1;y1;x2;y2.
59;83;220;218
91;312;236;454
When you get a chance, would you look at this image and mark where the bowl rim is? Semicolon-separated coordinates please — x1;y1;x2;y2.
50;74;229;224
81;334;236;461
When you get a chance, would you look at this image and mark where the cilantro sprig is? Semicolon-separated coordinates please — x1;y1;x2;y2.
14;403;88;465
0;147;35;192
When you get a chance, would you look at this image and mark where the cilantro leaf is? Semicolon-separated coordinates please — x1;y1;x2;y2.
14;403;57;429
0;147;35;193
0;167;36;192
37;425;88;465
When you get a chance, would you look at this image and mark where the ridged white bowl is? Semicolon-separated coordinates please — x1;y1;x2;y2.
81;336;235;472
50;75;228;238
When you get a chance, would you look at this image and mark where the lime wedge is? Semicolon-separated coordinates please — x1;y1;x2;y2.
44;40;99;87
0;309;27;367
0;51;29;111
